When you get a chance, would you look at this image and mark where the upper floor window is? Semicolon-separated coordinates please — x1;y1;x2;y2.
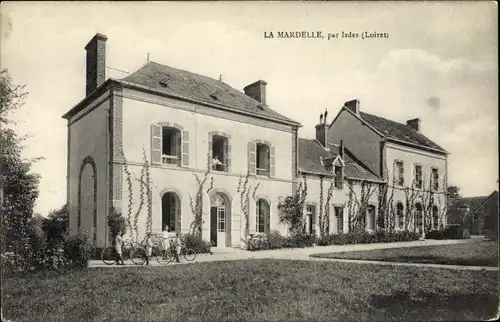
334;165;343;189
248;141;275;178
395;161;404;186
256;143;270;176
150;123;189;167
162;127;181;165
414;164;423;189
431;168;439;191
211;135;229;172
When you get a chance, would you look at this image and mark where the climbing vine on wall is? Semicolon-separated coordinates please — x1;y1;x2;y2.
237;170;260;244
347;179;376;232
121;150;134;240
320;177;335;237
189;153;214;236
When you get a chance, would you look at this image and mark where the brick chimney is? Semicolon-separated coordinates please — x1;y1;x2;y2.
85;33;108;96
344;99;360;115
315;110;329;148
244;80;267;104
406;118;421;132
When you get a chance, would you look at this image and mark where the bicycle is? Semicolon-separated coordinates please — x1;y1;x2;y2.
156;240;197;265
100;238;147;265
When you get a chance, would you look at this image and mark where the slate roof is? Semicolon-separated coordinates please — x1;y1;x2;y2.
449;191;499;213
121;62;300;125
297;138;383;182
359;111;447;153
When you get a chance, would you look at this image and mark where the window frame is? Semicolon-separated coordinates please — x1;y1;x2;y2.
394;160;405;187
256;143;271;176
334;205;344;234
413;163;423;189
211;135;229;172
256;199;270;234
161;126;182;166
431;167;439;191
396;202;404;229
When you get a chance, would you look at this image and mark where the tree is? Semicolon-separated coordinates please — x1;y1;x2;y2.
0;69;41;254
42;204;69;246
278;174;308;234
447;185;460;198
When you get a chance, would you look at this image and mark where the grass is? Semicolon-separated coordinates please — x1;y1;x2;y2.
3;259;499;321
312;240;499;267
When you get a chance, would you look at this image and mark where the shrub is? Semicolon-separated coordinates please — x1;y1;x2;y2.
443;225;470;239
285;232;316;248
181;233;212;254
107;208;128;240
425;230;445;240
63;233;92;268
267;231;286;249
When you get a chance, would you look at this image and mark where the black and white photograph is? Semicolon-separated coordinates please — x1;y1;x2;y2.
1;1;498;321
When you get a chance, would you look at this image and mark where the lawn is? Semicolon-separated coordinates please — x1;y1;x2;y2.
2;259;498;321
311;240;499;267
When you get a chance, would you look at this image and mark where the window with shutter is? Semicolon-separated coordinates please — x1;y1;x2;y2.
269;146;275;178
150;124;162;164
256;143;270;176
248;141;257;175
181;130;189;167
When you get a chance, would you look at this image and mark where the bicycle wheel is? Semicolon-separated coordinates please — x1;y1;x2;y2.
156;249;175;265
183;248;196;262
101;247;116;265
130;248;147;265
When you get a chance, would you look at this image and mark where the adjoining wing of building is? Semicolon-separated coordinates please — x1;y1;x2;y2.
63;34;450;248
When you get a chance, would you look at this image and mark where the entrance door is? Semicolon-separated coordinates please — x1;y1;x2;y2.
216;206;226;247
210;207;217;246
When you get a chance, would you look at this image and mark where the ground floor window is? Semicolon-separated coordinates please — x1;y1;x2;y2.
432;205;439;229
162;192;179;232
256;199;270;234
415;203;423;229
334;206;343;233
396;202;404;229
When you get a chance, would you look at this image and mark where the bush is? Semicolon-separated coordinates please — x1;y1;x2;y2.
425;230;445;240
107;208;128;240
63;233;92;268
181;233;212;254
244;229;421;251
443;225;470;239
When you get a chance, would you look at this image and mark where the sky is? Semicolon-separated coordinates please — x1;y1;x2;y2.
1;1;498;215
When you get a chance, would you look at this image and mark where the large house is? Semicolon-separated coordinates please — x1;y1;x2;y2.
447;191;499;236
328;100;449;235
62;34;448;248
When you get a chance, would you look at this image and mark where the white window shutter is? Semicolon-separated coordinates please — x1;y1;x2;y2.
150;124;162;164
269;146;275;178
248;141;256;175
181;130;190;167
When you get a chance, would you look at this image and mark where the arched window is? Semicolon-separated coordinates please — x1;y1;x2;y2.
432;205;439;229
415;203;423;228
396;202;404;229
162;192;180;232
256;199;270;234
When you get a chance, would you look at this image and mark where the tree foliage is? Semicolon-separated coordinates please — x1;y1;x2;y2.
0;69;40;253
278;175;308;234
447;185;461;198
